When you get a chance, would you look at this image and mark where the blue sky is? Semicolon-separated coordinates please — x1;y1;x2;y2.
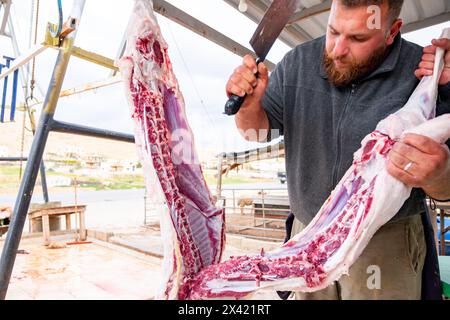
1;0;449;154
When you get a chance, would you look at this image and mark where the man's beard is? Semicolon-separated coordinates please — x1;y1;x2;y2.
323;45;389;87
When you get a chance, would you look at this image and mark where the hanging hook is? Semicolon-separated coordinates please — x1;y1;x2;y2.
238;0;248;12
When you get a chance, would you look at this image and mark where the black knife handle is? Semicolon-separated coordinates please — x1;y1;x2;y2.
224;57;263;116
224;94;246;116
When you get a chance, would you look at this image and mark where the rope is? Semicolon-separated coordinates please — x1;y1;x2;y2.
164;20;218;134
74;177;79;241
18;104;26;180
19;0;40;180
29;0;40;101
429;196;437;211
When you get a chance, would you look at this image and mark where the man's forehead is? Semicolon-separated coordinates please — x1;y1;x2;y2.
330;0;390;21
328;23;377;36
329;1;390;33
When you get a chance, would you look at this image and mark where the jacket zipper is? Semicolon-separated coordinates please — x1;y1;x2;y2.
331;83;357;187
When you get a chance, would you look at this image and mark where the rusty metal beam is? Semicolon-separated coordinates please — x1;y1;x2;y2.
153;0;276;70
0;0;11;37
288;0;332;24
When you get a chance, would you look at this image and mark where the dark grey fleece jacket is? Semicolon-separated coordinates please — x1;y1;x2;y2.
262;34;450;224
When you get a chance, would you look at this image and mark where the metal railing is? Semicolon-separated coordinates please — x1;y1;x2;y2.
217;187;289;242
141;186;290;242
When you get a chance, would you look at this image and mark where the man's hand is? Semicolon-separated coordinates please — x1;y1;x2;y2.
387;133;450;200
415;38;450;86
227;55;270;142
226;54;269;108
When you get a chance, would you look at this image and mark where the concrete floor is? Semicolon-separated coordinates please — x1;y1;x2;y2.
0;189;283;300
2;234;163;300
1;230;282;300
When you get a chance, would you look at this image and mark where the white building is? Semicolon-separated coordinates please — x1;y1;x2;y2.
0;145;9;157
46;176;72;187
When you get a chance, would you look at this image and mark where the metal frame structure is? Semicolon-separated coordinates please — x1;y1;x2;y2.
0;0;140;299
0;0;11;37
0;0;89;299
0;0;447;300
215;139;285;199
0;56;19;123
0;1;49;203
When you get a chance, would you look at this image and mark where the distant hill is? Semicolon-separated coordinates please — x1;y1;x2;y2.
0;111;220;163
0;111;139;162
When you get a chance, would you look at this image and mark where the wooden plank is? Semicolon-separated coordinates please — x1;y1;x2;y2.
0;44;47;80
435;201;450;211
0;225;8;236
59;76;121;98
42;214;50;246
65;214;71;230
70;46;118;71
28;205;86;219
79;210;86;241
28;76;122;107
0;0;11;37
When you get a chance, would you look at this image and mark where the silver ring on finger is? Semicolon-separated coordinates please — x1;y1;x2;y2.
403;161;414;172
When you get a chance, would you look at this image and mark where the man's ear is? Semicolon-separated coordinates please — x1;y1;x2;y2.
386;19;403;46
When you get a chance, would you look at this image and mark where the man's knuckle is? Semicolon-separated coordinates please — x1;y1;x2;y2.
428;159;440;172
396;143;409;155
231;73;241;83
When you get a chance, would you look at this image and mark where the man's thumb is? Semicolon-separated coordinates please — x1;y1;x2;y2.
258;62;268;81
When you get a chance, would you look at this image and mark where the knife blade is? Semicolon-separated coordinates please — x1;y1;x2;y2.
224;0;300;116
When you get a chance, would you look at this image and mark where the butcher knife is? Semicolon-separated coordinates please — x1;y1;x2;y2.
224;0;300;115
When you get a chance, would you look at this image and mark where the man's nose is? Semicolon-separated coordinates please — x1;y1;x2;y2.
333;37;350;59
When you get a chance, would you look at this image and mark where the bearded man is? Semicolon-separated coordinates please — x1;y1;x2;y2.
226;0;450;299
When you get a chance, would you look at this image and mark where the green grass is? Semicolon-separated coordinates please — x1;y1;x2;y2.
1;165;274;193
100;174;145;190
0;166;22;176
0;166;23;189
0;165;146;191
71;174;145;191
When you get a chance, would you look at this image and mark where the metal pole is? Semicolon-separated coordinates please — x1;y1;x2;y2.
50;120;135;143
0;0;86;299
39;161;49;203
9;12;49;202
0;157;28;162
215;158;223;202
262;188;266;238
0;59;10;123
8;13;45;98
232;189;236;215
9;69;18;121
439;209;445;255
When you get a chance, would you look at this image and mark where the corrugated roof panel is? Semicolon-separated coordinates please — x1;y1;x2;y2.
417;0;446;20
224;0;449;48
297;13;328;39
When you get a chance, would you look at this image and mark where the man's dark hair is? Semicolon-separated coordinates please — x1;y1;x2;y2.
340;0;404;25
